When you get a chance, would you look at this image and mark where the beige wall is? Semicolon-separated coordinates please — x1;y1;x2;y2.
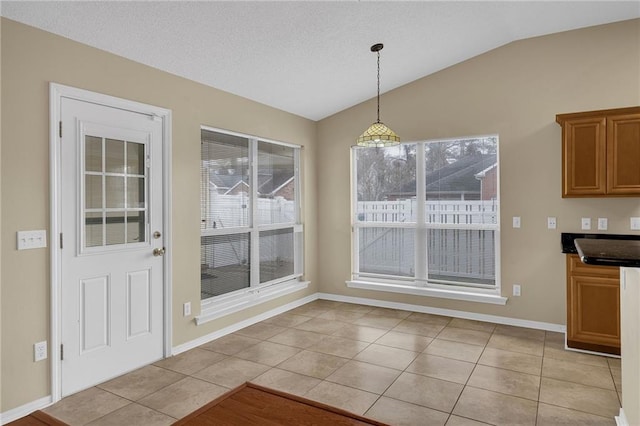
0;16;4;413
0;18;318;412
317;19;640;324
2;13;640;415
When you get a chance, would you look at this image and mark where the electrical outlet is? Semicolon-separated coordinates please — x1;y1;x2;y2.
34;341;47;362
512;217;521;228
631;217;640;231
513;284;521;297
547;217;557;229
597;218;608;231
183;302;191;317
581;218;591;230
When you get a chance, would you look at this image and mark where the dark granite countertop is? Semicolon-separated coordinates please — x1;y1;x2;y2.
561;232;640;254
574;238;640;267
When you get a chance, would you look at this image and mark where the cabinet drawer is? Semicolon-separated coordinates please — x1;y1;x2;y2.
567;254;619;277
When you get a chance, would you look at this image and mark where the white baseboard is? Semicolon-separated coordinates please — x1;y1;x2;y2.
0;396;52;425
317;292;566;333
171;293;319;355
615;408;628;426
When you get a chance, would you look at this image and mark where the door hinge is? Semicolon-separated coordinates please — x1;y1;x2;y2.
60;344;64;361
59;121;62;138
60;233;63;249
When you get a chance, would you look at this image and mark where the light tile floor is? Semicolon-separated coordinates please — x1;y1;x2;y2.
43;300;622;425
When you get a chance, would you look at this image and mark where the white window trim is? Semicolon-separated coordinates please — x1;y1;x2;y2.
351;135;501;301
196;278;310;324
346;280;507;305
199;126;305;321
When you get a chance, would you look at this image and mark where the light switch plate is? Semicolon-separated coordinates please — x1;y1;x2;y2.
581;218;591;230
17;230;47;250
512;217;521;228
597;218;608;231
183;302;191;317
631;217;640;230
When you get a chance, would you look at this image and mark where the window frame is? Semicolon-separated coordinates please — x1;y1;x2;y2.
349;135;505;304
198;126;307;324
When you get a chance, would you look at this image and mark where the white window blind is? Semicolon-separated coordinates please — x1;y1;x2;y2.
200;127;302;302
201;130;249;231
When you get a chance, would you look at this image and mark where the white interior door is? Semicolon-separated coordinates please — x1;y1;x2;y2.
60;97;165;396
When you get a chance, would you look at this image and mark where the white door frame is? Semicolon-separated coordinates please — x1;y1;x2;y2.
49;83;172;402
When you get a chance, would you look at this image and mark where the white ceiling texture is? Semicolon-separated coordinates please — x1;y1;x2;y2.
2;1;639;120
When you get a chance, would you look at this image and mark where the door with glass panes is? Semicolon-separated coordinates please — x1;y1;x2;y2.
60;97;164;396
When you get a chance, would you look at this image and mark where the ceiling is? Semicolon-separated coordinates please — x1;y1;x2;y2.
2;1;639;121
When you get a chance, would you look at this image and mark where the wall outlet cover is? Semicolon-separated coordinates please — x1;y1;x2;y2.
581;218;591;230
631;217;640;231
34;341;47;362
547;217;557;229
512;217;521;228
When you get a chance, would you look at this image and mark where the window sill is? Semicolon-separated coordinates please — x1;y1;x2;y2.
196;279;310;325
346;280;507;305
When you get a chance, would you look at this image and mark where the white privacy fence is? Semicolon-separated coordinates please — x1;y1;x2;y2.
202;193;296;230
201;193;296;270
357;200;498;285
357;199;498;225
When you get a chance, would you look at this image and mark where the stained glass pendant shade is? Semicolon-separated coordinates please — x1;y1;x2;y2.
356;43;400;147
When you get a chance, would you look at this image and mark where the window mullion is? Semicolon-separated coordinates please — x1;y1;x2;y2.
415;143;427;286
294;148;301;224
351;148;360;279
293;147;303;275
249;139;260;288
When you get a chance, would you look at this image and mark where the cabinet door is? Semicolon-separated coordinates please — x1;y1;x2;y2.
562;117;607;197
607;113;640;195
567;275;620;354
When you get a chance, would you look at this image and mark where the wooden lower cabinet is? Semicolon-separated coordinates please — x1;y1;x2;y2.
566;254;620;355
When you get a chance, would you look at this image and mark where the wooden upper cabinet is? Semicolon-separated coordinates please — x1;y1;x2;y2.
607;114;640;194
557;106;640;197
562;116;607;196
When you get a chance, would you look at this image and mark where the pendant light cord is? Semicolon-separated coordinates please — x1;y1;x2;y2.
376;49;381;123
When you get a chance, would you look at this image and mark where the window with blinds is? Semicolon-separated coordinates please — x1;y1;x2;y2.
352;136;499;292
200;127;302;301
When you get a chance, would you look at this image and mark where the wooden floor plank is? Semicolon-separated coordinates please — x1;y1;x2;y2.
174;382;388;426
6;411;68;426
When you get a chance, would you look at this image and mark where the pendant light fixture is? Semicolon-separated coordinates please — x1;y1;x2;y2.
356;43;400;147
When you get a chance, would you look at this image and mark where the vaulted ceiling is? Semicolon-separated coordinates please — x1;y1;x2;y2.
2;1;639;120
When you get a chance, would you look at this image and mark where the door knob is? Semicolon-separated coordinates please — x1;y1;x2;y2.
153;247;166;257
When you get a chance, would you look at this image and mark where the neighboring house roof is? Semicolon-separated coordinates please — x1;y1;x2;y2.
391;154;497;198
209;169;294;197
268;176;295;197
474;163;498;179
224;180;250;195
209;173;244;190
257;170;294;196
426;153;497;194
